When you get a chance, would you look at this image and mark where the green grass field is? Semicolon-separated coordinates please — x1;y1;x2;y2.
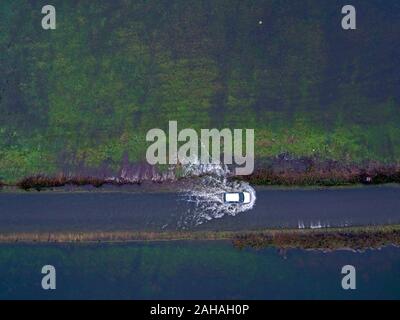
1;0;399;183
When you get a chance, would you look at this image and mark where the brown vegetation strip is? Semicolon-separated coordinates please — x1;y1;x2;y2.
232;226;400;251
16;175;111;190
11;158;400;190
244;162;400;186
0;231;234;243
1;225;400;251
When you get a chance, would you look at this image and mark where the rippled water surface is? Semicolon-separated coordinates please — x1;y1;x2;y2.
0;242;399;300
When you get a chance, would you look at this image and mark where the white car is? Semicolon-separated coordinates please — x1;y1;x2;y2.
223;191;251;204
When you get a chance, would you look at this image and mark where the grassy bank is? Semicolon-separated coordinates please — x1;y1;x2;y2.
2;173;355;191
1;225;400;251
3;156;400;191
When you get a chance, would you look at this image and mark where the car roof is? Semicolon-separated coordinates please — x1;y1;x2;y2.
225;193;240;202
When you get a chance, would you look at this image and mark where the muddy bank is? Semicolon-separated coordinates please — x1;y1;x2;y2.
245;154;400;186
232;225;400;251
1;225;400;252
3;154;400;190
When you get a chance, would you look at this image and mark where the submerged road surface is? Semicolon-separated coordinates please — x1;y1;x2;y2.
0;185;400;232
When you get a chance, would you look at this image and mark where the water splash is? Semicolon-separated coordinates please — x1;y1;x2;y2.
298;220;331;229
178;155;256;228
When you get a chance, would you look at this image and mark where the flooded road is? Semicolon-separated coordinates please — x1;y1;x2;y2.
0;185;399;232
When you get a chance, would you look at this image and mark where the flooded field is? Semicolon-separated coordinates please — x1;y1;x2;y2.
0;241;399;300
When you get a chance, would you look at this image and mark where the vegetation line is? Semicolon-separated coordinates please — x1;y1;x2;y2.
2;160;400;192
1;225;400;251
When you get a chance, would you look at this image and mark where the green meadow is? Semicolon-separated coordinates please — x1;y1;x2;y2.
1;0;399;183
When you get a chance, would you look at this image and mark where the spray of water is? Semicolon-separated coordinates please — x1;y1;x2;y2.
178;154;256;228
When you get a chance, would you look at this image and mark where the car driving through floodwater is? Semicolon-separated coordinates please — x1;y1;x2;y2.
223;191;252;204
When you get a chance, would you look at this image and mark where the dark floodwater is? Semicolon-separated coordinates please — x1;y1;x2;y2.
0;186;400;231
1;186;400;300
0;241;399;300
